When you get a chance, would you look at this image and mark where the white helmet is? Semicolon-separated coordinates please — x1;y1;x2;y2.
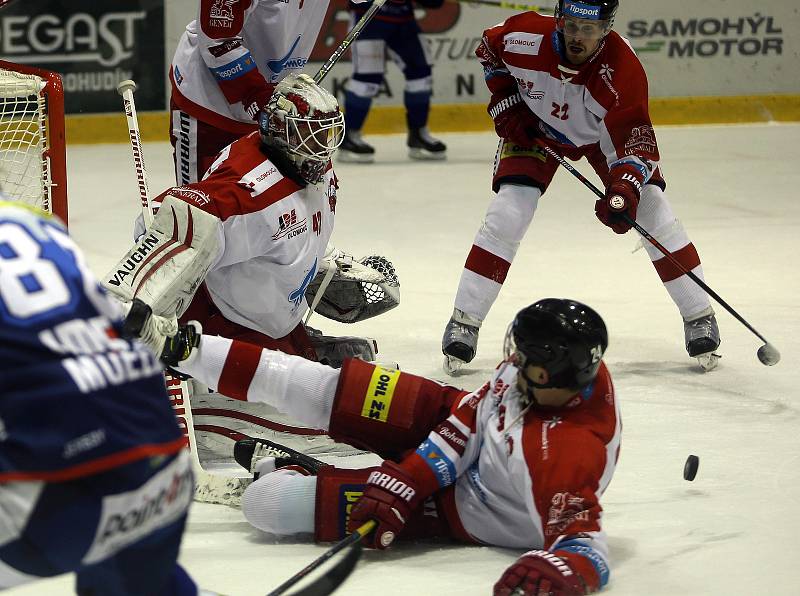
259;74;344;185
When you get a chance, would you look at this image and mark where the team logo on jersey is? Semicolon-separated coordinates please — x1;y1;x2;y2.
271;209;308;241
516;77;545;101
503;32;544;56
266;36;307;82
599;64;614;80
546;492;590;536
417;440;455;487
173;65;184;86
209;0;236;27
288;258;317;309
624;125;657;155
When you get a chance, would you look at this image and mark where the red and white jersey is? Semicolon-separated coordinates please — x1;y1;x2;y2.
477;12;660;180
170;0;365;133
155;132;337;338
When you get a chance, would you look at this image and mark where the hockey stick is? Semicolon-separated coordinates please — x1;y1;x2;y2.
115;79;214;477
539;143;781;366
266;520;376;596
117;80;155;227
314;0;389;84
448;0;554;12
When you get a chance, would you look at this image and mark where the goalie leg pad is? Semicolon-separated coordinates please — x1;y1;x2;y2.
103;194;221;318
327;359;467;459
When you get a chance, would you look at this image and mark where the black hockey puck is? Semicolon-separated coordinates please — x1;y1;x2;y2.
683;455;699;481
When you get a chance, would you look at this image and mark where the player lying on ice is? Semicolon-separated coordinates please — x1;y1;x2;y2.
0;202;205;595
162;298;620;595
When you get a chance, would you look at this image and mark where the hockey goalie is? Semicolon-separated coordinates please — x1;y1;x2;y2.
103;74;399;488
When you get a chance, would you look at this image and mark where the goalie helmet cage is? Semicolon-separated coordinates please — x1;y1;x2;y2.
0;60;67;224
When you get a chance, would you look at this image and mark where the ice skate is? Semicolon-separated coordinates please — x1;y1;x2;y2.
234;437;325;479
408;126;447;160
684;312;721;372
442;309;481;375
338;130;375;163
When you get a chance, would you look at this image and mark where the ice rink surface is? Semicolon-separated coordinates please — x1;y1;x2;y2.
11;124;800;595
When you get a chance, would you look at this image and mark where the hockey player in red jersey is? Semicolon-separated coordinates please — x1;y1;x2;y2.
442;0;721;375
166;298;618;594
170;0;368;184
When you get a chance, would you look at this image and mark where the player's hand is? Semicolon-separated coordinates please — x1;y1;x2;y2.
243;83;275;121
595;163;643;234
494;550;586;596
488;90;541;145
160;321;202;368
120;299;178;356
347;461;423;549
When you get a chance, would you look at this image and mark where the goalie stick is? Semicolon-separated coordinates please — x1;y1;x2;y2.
117;80;155;227
539;142;781;367
115;79;212;482
266;520;376;596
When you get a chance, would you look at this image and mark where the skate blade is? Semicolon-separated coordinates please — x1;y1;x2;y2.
443;355;466;376
338;151;375;164
696;352;721;372
408;148;447;161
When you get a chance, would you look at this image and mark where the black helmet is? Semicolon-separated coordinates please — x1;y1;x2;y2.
505;298;608;391
555;0;619;26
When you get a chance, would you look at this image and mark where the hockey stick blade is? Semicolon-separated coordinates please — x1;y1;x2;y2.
266;520;376;596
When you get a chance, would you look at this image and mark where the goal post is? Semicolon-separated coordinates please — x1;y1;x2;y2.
0;60;67;224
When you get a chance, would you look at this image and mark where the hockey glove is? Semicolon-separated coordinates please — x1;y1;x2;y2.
160;321;202;369
594;163;643;234
494;550;586;596
347;461;424;549
488;90;540;145
120;299;178;357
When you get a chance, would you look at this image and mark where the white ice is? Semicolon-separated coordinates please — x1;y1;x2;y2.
10;124;800;595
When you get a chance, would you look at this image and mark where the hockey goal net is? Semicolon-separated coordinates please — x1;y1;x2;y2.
0;60;67;223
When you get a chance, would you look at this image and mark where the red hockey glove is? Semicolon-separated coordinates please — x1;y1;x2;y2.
594;163;644;234
494;550;586;596
243;83;275;121
487;90;540;145
347;461;424;549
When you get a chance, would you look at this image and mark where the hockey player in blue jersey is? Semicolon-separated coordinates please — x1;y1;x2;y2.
0;201;199;595
338;0;448;162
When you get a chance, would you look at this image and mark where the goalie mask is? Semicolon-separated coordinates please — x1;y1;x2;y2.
504;298;608;393
259;74;345;185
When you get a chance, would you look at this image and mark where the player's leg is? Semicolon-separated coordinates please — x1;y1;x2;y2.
242;465;450;543
442;141;557;374
635;182;720;369
387;21;446;160
170;98;250;184
340;18;389;163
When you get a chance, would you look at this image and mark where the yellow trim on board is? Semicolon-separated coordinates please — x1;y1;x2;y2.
65;94;800;144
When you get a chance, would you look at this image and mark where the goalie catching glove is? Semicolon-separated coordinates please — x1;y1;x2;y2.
304;249;400;324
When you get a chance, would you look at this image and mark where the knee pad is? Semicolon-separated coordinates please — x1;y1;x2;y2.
327;359;468;459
